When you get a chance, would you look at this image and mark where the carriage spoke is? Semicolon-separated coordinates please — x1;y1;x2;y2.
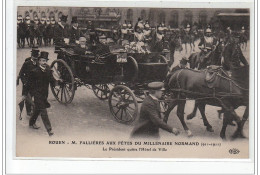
60;86;64;102
63;85;68;102
115;108;121;116
126;108;134;119
64;86;71;99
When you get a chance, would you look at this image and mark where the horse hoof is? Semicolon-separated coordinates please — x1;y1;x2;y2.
187;114;195;120
186;130;193;137
206;127;214;132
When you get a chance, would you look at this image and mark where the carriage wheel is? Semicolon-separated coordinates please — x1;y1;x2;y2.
109;85;139;124
50;59;75;104
92;84;110;100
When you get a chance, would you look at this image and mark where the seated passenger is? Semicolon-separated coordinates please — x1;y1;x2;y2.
73;37;92;55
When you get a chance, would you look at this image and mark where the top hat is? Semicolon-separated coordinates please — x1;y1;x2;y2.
71;16;78;23
38;51;49;60
148;82;165;91
31;49;40;57
60;15;68;22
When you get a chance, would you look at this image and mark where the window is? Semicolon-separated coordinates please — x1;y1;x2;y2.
158;11;166;23
41;11;46;18
141;10;146;20
184;10;193;24
126;9;133;21
33;11;38;18
49;11;55;18
199;11;207;28
169;11;179;28
25;11;30;17
58;12;63;19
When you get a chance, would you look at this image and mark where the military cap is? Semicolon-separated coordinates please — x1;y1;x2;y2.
31;49;40;57
148;82;165;90
61;15;68;22
17;15;23;20
79;37;87;42
38;51;49;60
25;15;30;20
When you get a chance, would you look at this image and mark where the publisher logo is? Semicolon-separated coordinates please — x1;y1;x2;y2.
229;148;240;154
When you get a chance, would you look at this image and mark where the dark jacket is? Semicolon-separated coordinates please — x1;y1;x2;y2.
18;58;38;95
53;23;70;43
69;27;83;44
131;95;173;138
24;65;56;109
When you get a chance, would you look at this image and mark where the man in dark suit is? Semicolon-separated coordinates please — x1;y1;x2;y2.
17;48;40;116
23;51;57;136
69;16;83;44
53;15;70;45
131;82;179;139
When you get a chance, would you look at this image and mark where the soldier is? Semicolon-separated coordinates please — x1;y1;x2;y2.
53;15;70;45
131;82;179;138
228;33;248;69
38;17;46;46
23;51;57;136
198;27;217;63
24;15;31;46
143;23;152;42
17;48;40;116
69;16;83;44
17;15;26;48
44;17;51;46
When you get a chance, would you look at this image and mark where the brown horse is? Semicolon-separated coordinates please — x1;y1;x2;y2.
163;65;249;139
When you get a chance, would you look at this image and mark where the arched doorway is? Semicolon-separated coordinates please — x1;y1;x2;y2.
169;10;179;28
141;9;146;20
126;9;133;22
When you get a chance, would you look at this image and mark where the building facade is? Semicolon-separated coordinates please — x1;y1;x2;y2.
17;7;248;29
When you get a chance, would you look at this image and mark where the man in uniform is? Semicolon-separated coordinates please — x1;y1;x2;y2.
17;48;40;116
198;27;217;67
53;15;70;45
69;16;83;44
38;17;46;46
23;51;57;136
17;15;26;48
131;82;179;138
24;15;31;47
228;33;248;69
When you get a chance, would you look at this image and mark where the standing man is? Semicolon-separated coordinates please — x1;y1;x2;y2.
23;51;56;136
17;48;40;116
131;82;179;139
53;15;70;45
69;16;83;44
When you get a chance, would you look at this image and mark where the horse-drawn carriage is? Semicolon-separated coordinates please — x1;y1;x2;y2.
51;42;169;124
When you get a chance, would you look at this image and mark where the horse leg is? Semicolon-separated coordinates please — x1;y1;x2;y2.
197;103;214;132
187;100;198;120
177;101;192;137
163;100;178;123
220;111;229;139
232;105;248;139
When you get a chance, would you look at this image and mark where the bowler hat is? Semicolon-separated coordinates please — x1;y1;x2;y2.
61;15;68;22
148;82;165;90
71;16;78;23
31;49;39;57
38;51;49;60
